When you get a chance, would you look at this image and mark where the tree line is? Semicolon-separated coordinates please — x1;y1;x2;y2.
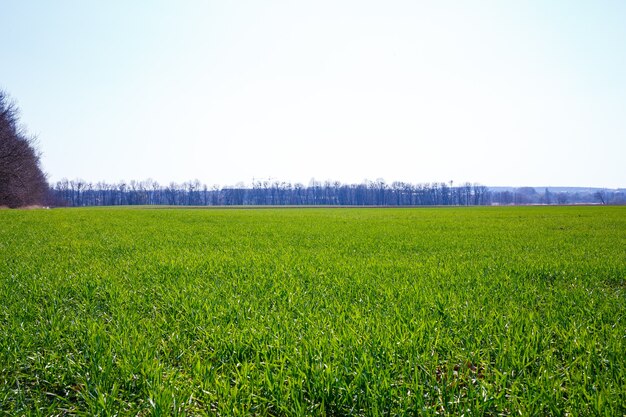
50;179;490;206
49;179;625;207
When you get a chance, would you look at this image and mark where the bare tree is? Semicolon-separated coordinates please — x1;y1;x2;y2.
594;190;607;205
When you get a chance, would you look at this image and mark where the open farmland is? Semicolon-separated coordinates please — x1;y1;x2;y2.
0;206;624;416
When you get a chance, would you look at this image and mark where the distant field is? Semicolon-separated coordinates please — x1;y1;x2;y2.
1;207;624;415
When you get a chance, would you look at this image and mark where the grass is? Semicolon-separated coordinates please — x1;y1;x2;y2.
0;206;624;416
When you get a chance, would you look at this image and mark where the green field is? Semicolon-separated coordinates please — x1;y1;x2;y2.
1;207;624;416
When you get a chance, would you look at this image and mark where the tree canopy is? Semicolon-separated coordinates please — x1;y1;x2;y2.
0;91;48;207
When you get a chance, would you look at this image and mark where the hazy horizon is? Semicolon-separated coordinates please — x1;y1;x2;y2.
2;1;625;188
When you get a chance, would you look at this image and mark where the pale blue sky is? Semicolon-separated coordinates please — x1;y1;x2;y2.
1;1;625;187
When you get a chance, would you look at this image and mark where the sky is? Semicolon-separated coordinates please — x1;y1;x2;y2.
1;1;625;188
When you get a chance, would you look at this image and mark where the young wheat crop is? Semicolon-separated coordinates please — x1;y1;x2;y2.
0;206;624;415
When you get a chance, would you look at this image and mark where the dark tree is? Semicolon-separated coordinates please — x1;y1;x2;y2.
0;91;48;208
594;190;607;205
